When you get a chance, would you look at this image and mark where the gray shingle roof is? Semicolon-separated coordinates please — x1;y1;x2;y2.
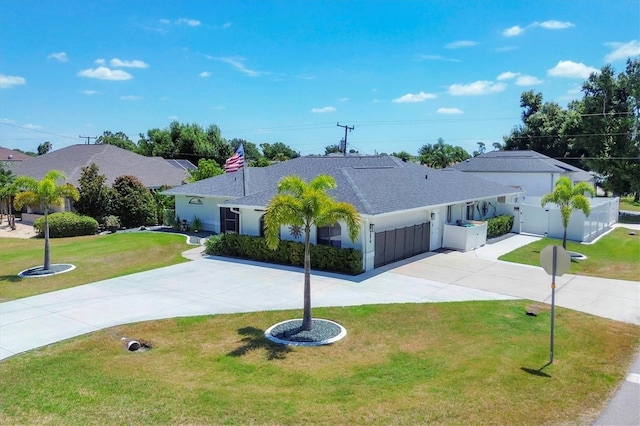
451;150;586;174
164;156;521;215
11;144;189;188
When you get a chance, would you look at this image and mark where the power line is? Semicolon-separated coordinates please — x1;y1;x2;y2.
336;122;354;156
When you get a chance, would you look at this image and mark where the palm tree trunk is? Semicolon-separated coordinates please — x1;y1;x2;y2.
562;227;567;250
44;211;51;270
301;225;312;331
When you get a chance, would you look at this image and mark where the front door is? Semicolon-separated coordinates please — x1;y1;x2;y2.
220;207;239;233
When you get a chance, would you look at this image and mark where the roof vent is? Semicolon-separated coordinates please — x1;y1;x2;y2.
425;174;428;180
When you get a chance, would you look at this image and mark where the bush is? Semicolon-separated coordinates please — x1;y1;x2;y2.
108;175;156;228
486;214;514;238
205;233;363;275
34;212;99;238
103;215;120;231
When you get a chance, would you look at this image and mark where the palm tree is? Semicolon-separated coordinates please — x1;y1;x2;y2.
264;174;361;331
13;170;79;270
0;167;17;228
541;176;596;249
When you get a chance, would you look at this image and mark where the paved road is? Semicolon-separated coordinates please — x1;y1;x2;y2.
1;229;638;423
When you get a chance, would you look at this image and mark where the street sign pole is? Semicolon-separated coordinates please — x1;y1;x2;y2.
550;246;557;364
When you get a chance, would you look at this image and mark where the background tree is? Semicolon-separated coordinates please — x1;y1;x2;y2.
325;144;342;155
229;138;262;163
418;138;470;168
151;186;175;225
37;141;52;155
108;175;156;228
260;142;300;161
250;157;271;167
13;170;79;270
264;175;360;331
472;142;486;157
96;131;137;151
0;166;18;228
392;150;413;161
73;163;111;220
541;176;595;249
572;59;640;199
188;158;224;182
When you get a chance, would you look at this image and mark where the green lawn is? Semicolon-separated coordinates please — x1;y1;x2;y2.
0;301;638;425
499;227;640;281
0;232;192;301
620;195;640;212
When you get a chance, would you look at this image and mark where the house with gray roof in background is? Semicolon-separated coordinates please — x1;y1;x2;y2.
1;147;33;168
163;155;524;271
11;144;191;189
451;150;594;197
452;150;618;243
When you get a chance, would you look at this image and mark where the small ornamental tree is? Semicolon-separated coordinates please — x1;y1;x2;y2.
13;170;79;270
264;174;360;331
108;175;156;228
541;176;596;249
74;163;111;220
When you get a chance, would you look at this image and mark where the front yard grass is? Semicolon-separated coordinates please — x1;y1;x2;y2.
499;227;640;281
620;195;640;212
0;300;638;425
0;232;192;301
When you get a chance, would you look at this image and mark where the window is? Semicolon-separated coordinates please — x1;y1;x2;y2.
446;205;452;223
317;223;342;248
259;214;266;237
466;204;474;220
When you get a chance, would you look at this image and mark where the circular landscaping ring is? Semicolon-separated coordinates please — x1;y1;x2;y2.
568;252;587;261
18;264;76;278
265;318;347;347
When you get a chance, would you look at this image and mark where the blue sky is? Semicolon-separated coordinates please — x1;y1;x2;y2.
1;0;638;157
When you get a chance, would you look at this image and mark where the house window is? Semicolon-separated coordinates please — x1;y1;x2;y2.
317;223;342;248
466;204;474;220
220;207;239;234
259;214;266;237
446;205;452;223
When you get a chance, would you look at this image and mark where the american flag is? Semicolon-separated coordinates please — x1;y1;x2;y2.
224;145;244;173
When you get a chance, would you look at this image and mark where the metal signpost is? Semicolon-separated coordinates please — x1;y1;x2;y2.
539;245;571;364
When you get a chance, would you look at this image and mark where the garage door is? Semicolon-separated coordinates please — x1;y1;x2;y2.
374;222;430;268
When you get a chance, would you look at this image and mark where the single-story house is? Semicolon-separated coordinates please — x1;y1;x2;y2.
10;144;192;213
451;150;594;197
163;155;524;271
452;150;618;242
1;147;32;168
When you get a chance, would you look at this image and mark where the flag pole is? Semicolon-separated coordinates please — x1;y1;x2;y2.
241;144;246;196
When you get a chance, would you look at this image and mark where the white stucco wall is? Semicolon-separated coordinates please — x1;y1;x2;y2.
175;195;229;232
464;171;564;197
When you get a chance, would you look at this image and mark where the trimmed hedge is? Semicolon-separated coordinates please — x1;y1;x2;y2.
486;214;514;239
33;212;99;238
205;233;363;275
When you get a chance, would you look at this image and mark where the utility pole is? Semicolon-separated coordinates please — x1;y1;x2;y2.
79;135;97;144
336;122;354;156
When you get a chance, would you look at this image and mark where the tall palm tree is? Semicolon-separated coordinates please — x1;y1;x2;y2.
541;176;596;249
264;174;361;331
13;170;79;270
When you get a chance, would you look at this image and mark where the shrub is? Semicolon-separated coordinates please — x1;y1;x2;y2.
486;214;514;238
108;175;156;228
103;215;120;231
205;233;363;275
163;209;176;227
34;212;99;238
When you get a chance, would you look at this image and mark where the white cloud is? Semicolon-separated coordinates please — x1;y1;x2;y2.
0;74;26;88
48;52;68;62
199;71;211;78
23;123;42;129
339;97;349;102
547;60;599;79
495;46;518;52
81;90;101;95
445;40;478;49
515;75;543;86
222;22;232;29
77;66;133;80
159;19;171;25
110;58;149;68
437;107;463;115
448;81;506;96
497;71;520;80
214;57;262;77
415;54;461;62
120;95;143;101
392;91;437;103
311;106;336;113
168;115;179;120
605;40;640;62
533;20;575;30
0;118;16;124
503;26;524;37
176;18;201;26
95;58;106;65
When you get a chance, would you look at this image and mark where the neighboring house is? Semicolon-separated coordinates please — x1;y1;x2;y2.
11;144;189;213
451;150;594;197
165;159;198;172
452;150;617;242
163;155;523;271
1;147;32;168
